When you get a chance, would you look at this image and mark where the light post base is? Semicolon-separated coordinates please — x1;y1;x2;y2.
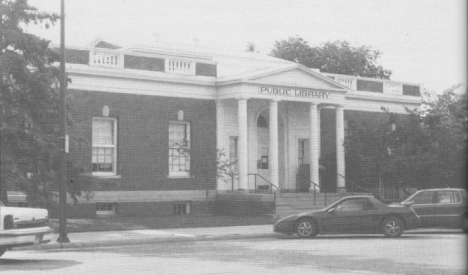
57;235;70;243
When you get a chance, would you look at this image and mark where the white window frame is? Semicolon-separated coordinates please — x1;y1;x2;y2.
298;138;309;165
96;203;116;216
173;202;191;215
92;117;117;177
168;121;191;178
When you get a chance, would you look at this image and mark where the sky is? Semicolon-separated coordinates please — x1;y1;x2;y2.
26;0;466;93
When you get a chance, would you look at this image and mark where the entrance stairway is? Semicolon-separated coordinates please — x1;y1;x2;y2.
273;191;371;219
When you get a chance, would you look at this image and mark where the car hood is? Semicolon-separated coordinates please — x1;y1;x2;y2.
276;209;325;223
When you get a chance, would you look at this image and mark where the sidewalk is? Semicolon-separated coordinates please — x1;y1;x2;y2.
15;225;277;251
14;226;463;252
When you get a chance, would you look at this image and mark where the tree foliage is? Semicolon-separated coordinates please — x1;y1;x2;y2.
271;36;392;79
1;0;92;206
345;85;467;193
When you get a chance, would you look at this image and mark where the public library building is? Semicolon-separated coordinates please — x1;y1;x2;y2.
21;38;422;217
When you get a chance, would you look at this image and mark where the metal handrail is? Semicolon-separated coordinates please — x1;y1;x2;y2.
247;173;280;193
336;173;373;195
295;173;327;206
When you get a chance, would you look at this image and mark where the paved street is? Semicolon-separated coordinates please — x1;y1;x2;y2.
1;233;465;275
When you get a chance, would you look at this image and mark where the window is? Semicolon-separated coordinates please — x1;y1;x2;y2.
229;136;238;173
412;191;434;205
169;122;190;177
257;114;268;128
174;202;191;215
336;199;365;212
96;203;116;215
298;139;309;165
92;118;117;176
436;191;461;204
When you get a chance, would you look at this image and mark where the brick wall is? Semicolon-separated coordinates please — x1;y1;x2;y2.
319;109;408;191
68;90;217;192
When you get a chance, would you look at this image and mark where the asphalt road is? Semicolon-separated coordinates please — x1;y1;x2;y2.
0;233;466;275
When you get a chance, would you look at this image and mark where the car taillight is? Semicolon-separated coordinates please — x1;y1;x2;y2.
4;215;14;230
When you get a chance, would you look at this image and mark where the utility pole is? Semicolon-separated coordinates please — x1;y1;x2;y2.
57;0;70;243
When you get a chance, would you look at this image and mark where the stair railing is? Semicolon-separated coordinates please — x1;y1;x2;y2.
336;173;373;196
247;173;280;194
295;173;327;206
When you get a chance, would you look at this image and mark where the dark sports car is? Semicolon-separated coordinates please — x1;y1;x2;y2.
274;196;420;238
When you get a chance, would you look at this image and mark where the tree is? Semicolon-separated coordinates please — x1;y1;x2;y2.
245;42;257;53
1;0;91;206
271;36;392;79
345;85;467;196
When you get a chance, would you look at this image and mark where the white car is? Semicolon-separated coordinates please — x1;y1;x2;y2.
0;200;54;257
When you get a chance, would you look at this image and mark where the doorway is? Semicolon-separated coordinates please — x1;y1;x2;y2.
256;108;285;190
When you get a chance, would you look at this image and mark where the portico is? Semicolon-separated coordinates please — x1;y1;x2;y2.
216;65;349;193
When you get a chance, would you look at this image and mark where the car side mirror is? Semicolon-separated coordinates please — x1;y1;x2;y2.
327;208;336;214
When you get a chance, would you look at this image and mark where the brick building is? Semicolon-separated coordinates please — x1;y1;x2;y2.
21;38;422;217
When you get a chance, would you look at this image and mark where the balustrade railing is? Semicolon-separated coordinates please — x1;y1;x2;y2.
335;76;357;90
166;59;195;75
383;82;403;95
90;50;122;68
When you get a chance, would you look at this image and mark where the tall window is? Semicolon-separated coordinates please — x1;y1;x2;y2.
169;122;190;177
92;118;117;175
298;139;309;165
229;136;238;173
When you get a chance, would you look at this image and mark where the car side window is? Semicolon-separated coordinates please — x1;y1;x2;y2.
436;191;460;204
336;199;364;212
363;198;376;210
412;191;434;205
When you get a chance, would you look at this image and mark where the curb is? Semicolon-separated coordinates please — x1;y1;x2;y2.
12;229;463;252
13;233;279;252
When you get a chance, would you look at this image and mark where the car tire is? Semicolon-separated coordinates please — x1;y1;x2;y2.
383;216;404;238
0;247;6;257
296;218;318;238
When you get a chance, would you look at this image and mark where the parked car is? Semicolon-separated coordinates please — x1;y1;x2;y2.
0;200;54;257
398;188;467;231
274;196;420;238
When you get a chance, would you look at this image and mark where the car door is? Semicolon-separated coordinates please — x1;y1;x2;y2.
321;198;367;233
434;190;464;227
359;198;382;232
409;190;437;227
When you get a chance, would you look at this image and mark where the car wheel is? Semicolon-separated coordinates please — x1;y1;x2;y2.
296;218;317;238
383;216;404;238
0;247;6;257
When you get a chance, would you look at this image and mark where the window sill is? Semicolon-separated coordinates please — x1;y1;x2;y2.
92;174;121;179
167;175;192;179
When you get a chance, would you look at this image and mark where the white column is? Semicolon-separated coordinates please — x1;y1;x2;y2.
309;103;320;192
237;98;249;191
269;100;279;191
336;105;346;192
317;107;321;159
215;100;225;190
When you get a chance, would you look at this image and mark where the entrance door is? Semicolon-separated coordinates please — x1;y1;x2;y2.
297;139;310;192
256;109;285;191
257;126;270;188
